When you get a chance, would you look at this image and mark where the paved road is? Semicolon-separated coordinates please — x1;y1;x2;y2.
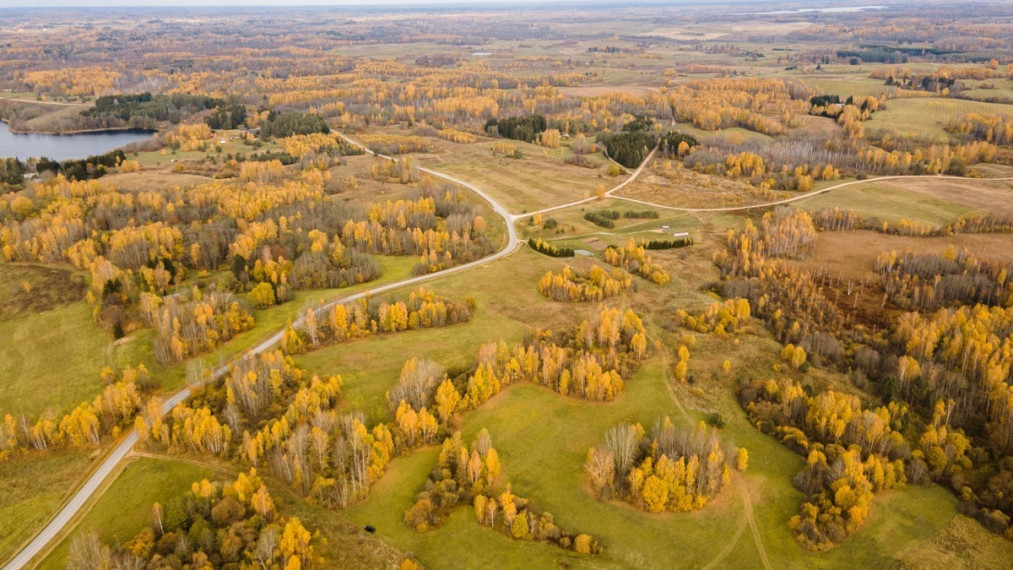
2;135;521;570
6;129;659;569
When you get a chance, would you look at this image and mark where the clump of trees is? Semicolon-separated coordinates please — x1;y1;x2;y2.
150;288;255;363
528;238;574;258
436;305;649;412
260;111;330;138
585;418;745;513
281;287;473;354
85;92;223;127
623;209;660;219
0;365;150;459
739;378;914;550
0;158;27;189
643;238;693;250
36;150;127;181
947;112;1013;146
674;298;751;335
204;104;248;130
486;114;547;143
538;265;633;302
583;209;619;228
405;429;602;553
138;349;397;508
808;94;880;119
70;469;320;569
875;248;1013;310
598;130;655;169
603;239;670;284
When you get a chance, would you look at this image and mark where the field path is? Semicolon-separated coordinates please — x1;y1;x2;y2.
740;476;773;570
659;346;771;570
701;487;749;570
611;173;1013;213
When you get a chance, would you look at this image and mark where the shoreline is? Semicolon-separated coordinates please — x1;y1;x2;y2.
0;118;156;136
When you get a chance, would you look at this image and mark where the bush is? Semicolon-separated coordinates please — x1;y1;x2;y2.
707;412;725;428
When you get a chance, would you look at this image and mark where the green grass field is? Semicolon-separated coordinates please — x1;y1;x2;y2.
797;181;983;228
519;198;701;250
296;249;556;425
867;97;1013;144
0;302;111;418
809;73;893;99
0;450;91;564
0;264;110;418
37;454;409;569
39;458;215;569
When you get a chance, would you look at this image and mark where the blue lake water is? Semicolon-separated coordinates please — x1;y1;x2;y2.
0;120;154;161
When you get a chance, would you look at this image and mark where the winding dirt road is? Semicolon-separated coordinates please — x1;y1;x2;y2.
3;133;650;570
8;136;1010;568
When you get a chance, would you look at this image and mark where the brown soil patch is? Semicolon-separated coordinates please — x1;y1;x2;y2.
583;237;607;250
0;264;86;322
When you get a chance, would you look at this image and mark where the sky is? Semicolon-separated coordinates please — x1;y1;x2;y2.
1;0;584;5
0;0;760;7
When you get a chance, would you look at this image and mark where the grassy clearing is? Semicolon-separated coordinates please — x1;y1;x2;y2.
867;97;1013;144
0;256;420;565
616;160;790;210
0;302;112;418
809;73;894;99
296;250;556;425
37;454;407;569
958;79;1013;104
0;450;91;564
101;170;210;192
797;180;983;227
0;264;112;418
672;122;774;146
16;216;1004;569
39;458;215;569
343;352;968;569
111;254;420;397
421;137;610;214
520;197;701;247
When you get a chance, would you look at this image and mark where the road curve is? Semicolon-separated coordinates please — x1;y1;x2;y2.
610;173;1013;213
518;147;658;221
3;135;521;570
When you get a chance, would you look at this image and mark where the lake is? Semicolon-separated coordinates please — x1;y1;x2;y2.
0;120;154;162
